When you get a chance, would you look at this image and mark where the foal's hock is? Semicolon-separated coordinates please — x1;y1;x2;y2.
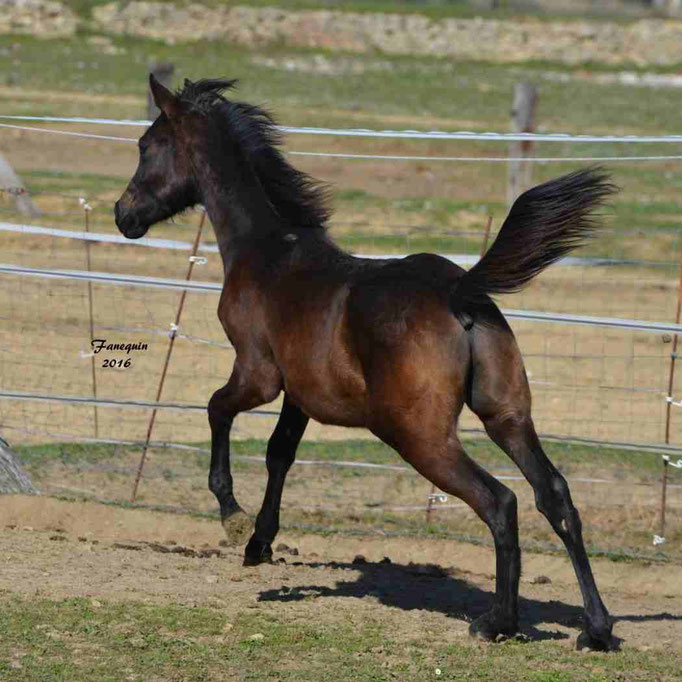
115;74;618;652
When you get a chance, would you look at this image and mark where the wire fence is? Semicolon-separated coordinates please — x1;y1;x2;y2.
1;114;681;554
4;120;682;163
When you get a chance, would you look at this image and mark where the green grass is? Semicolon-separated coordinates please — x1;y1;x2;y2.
14;436;668;480
0;596;679;681
5;32;682;265
5;33;682;129
19;169;129;197
12;167;682;263
59;0;668;23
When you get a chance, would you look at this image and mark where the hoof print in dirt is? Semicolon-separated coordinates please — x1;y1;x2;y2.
275;542;299;556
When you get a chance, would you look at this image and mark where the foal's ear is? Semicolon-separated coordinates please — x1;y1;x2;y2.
149;73;180;119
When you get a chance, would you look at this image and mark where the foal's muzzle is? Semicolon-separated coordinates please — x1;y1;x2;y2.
114;199;149;239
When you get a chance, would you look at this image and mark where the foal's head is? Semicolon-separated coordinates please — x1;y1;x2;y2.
115;75;201;238
115;74;329;239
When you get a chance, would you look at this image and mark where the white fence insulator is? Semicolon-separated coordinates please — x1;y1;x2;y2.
663;455;682;468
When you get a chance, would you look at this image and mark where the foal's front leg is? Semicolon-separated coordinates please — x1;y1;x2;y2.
208;364;281;546
244;394;308;566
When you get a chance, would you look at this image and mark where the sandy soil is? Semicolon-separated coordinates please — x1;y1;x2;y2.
1;495;680;654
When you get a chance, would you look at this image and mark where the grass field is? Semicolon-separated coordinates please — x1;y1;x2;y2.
57;0;682;23
1;492;681;681
3;31;682;267
1;596;680;681
3;29;682;472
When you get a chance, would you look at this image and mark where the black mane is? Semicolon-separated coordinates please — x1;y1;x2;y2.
178;78;330;230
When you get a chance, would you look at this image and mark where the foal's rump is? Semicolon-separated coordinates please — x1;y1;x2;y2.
344;167;615;437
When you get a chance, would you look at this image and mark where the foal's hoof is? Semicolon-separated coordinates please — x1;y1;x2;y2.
469;612;518;643
243;537;273;566
221;508;252;547
576;628;618;652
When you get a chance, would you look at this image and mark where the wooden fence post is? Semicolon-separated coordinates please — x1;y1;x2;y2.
508;82;538;206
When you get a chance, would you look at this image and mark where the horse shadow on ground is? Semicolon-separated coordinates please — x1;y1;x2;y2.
258;558;682;644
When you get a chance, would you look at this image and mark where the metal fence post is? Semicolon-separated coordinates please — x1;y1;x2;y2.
658;243;682;544
130;210;207;502
81;198;99;437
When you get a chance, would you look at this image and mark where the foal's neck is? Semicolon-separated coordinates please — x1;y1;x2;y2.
190;134;281;268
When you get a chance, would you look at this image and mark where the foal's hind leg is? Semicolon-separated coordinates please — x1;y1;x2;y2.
468;326;615;650
484;414;614;650
378;427;521;640
243;394;308;566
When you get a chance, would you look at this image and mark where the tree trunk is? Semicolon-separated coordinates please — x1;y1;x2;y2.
0;153;40;218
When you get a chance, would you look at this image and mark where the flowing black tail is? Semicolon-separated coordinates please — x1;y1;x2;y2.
451;167;616;327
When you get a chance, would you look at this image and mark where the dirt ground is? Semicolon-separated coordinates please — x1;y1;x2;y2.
16;439;680;561
1;495;680;655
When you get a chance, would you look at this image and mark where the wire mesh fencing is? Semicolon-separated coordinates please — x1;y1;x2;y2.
2;116;682;556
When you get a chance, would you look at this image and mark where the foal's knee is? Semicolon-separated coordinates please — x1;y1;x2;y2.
208;389;232;428
500;486;518;519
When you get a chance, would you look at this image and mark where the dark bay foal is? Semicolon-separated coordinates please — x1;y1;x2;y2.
115;75;617;651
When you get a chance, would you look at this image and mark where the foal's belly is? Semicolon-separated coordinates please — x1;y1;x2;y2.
279;353;368;428
290;391;367;427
